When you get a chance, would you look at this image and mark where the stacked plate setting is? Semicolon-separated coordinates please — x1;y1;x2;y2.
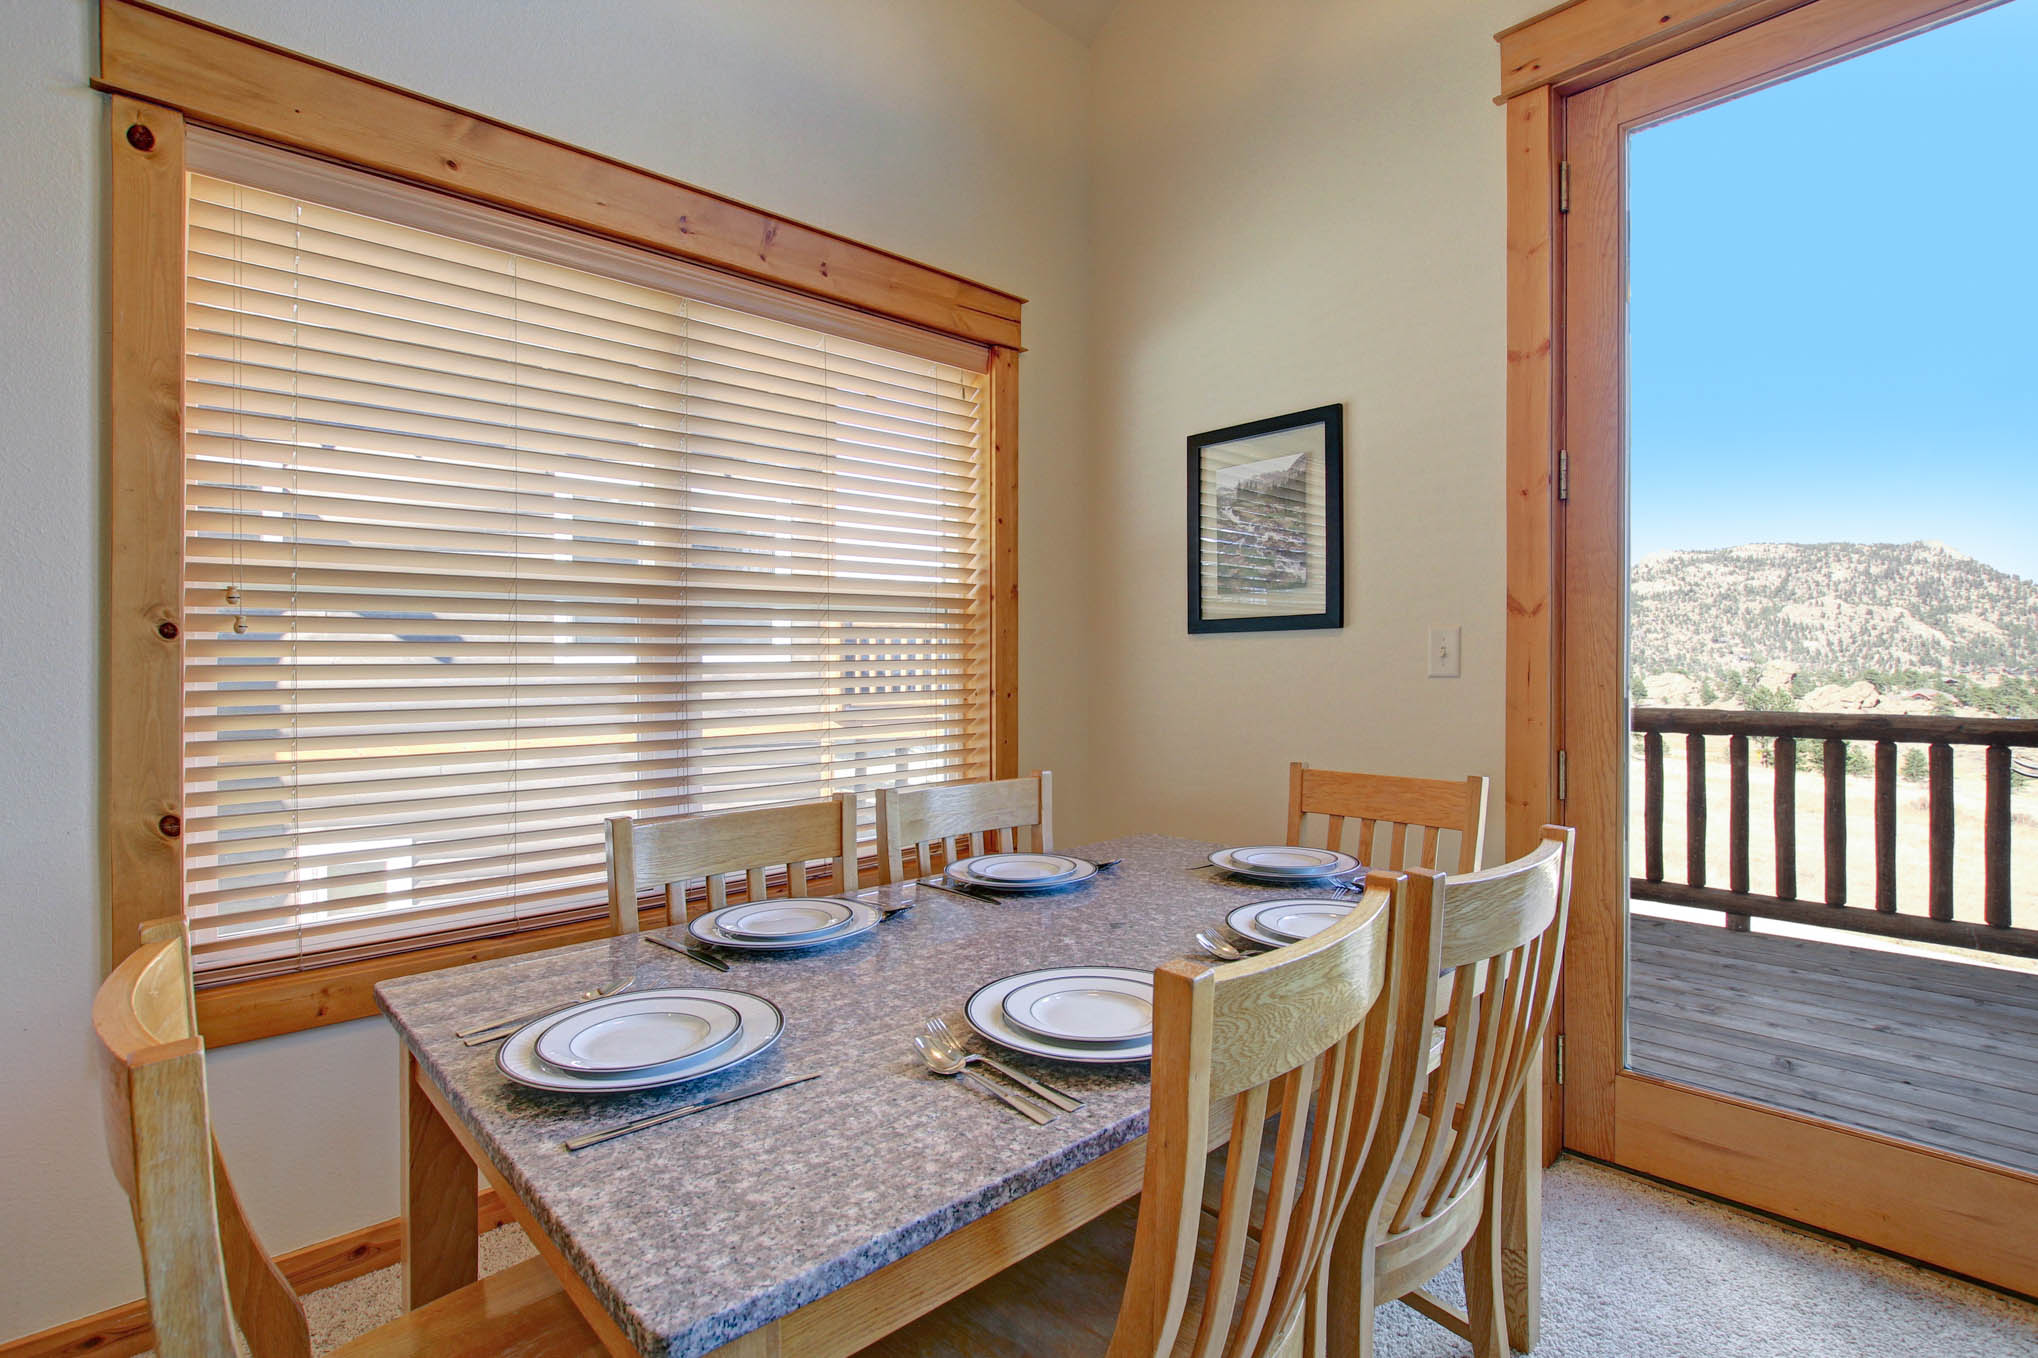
1208;844;1362;884
966;965;1154;1063
946;853;1099;893
495;987;785;1093
1225;898;1361;948
687;896;882;951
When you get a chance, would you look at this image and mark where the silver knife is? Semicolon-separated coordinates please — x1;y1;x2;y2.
643;932;731;972
563;1073;822;1152
917;876;995;902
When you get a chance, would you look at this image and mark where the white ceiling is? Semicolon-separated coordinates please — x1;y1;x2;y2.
1011;0;1120;45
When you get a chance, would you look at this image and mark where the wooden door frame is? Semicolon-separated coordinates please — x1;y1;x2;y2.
1501;0;2038;1295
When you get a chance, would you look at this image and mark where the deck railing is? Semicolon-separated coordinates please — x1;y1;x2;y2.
1630;707;2038;958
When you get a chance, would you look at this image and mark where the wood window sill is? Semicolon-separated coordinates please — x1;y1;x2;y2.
193;855;884;1047
193;907;674;1047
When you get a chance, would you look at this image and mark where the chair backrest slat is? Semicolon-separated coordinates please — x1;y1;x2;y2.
1350;826;1575;1298
1104;872;1408;1358
876;772;1052;885
94;919;312;1358
606;793;859;932
1288;762;1490;874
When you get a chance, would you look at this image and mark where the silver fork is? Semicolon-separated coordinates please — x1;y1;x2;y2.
458;978;636;1044
923;1017;1082;1112
1195;931;1264;962
913;1035;1056;1124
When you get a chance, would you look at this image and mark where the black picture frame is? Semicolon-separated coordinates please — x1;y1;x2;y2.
1186;404;1345;634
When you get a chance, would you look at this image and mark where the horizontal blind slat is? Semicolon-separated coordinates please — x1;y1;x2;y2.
184;167;992;974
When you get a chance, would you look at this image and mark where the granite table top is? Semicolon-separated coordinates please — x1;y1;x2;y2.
373;832;1363;1357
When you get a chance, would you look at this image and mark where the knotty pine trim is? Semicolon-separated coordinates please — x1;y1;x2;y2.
96;0;1022;348
101;0;1022;1027
987;347;1021;780
105;93;187;967
0;1191;512;1358
194;905;671;1048
1496;0;1818;99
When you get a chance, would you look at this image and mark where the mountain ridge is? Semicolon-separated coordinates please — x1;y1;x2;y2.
1630;540;2038;684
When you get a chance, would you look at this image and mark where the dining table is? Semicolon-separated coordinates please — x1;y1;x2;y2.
376;832;1543;1357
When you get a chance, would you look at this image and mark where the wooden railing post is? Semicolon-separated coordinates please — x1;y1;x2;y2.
1686;733;1707;890
1874;741;1897;914
1775;735;1797;901
1644;730;1665;883
1986;745;2011;930
1823;739;1847;907
1727;734;1750;931
1929;742;1954;923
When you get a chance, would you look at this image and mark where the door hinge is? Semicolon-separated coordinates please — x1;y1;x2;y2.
1557;448;1569;502
1556;749;1568;803
1554;1034;1566;1085
1558;160;1571;214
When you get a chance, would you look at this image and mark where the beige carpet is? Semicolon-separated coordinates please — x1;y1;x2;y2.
250;1159;2038;1356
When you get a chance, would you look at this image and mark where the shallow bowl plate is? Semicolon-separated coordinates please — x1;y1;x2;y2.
497;988;783;1094
999;971;1154;1043
965;966;1153;1064
533;993;743;1074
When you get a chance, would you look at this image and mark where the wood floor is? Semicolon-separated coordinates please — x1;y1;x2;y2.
1628;916;2038;1175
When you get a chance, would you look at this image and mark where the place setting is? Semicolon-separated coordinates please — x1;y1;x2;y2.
448;973;822;1151
915;961;1154;1122
1200;843;1364;886
684;895;887;951
918;851;1119;902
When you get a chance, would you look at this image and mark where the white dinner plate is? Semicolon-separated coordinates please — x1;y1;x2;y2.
688;898;880;951
1244;899;1358;944
948;858;1099;893
1209;845;1361;883
952;853;1085;885
533;992;743;1074
1227;899;1360;949
999;971;1154;1043
715;897;856;940
497;988;783;1094
966;966;1153;1063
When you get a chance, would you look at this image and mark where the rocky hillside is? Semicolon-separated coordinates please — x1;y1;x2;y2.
1631;541;2038;685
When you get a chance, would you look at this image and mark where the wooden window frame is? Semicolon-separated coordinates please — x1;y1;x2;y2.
101;0;1022;1045
1499;0;2038;1295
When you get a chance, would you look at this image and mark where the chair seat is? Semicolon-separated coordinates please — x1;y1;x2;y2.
853;1198;1303;1358
330;1257;606;1358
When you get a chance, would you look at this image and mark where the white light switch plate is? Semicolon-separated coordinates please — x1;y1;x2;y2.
1428;626;1461;678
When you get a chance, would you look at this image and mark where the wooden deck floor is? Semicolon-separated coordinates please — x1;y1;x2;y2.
1628;916;2038;1175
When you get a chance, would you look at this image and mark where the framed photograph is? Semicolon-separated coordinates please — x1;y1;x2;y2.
1186;404;1344;633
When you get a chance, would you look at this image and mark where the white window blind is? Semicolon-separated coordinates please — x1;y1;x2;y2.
182;167;992;976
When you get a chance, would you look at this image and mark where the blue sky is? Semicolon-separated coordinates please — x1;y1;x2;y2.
1629;0;2038;581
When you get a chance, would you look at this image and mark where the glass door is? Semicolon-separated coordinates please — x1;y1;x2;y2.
1557;0;2038;1294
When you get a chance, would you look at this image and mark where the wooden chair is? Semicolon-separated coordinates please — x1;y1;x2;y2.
858;869;1415;1358
606;793;859;932
1327;825;1575;1358
93;918;603;1358
875;771;1053;885
1287;762;1489;873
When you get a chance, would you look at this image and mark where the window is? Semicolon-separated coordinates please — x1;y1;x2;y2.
181;143;993;977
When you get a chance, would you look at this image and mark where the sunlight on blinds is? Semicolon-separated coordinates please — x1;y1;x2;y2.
183;172;992;975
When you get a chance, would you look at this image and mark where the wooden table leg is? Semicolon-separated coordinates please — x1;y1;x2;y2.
401;1047;478;1310
1501;1045;1544;1352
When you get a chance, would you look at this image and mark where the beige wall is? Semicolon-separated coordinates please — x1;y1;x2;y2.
1083;0;1543;849
0;0;1092;1339
0;0;1546;1339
